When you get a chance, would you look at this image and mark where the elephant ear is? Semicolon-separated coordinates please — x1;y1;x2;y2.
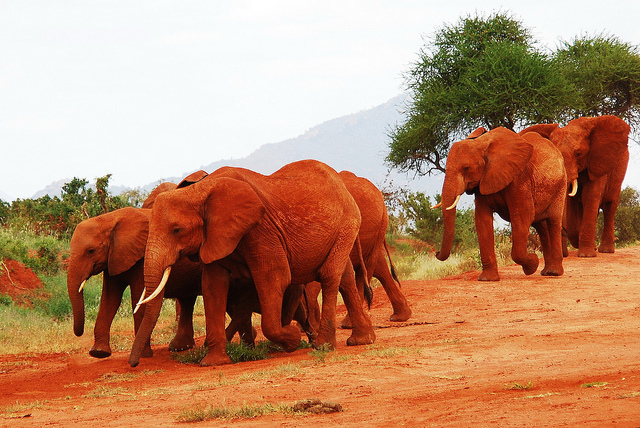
586;115;630;179
142;182;177;209
518;123;559;139
200;178;266;264
480;128;534;195
108;208;151;276
467;127;487;139
177;170;209;188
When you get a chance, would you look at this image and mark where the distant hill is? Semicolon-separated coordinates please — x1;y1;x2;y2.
26;94;443;200
161;93;443;196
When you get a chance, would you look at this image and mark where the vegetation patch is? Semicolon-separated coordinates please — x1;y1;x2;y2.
176;398;342;423
1;400;49;418
581;382;608;388
505;381;534;391
83;385;129;399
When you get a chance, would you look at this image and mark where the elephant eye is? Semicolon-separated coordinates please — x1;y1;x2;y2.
172;227;181;235
87;248;95;255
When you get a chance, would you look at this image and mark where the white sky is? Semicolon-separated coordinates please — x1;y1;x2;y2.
1;1;639;200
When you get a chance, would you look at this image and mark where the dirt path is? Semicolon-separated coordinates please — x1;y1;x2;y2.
2;247;640;427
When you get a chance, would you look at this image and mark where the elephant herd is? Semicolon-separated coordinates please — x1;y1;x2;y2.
67;161;412;366
435;115;630;281
67;114;630;367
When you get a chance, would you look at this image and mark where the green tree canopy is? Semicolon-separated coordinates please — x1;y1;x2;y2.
387;12;640;177
387;12;575;175
553;34;640;127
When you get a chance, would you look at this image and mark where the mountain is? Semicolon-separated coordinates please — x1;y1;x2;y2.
163;93;442;196
26;94;443;200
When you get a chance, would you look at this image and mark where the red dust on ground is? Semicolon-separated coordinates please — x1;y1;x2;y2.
2;247;640;427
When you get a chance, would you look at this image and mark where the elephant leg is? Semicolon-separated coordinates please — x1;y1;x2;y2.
339;260;375;347
200;264;232;366
90;277;126;358
535;219;563;276
253;275;301;353
511;220;539;275
577;180;605;257
598;200;617;253
475;201;500;281
225;306;257;346
293;300;317;343
169;296;197;352
372;250;411;322
281;284;304;326
302;282;321;341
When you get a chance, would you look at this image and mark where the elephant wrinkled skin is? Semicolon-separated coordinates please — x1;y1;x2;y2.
520;115;630;257
436;127;567;281
130;160;376;367
66;206;202;359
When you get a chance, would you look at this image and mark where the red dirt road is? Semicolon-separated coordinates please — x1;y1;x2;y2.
2;247;640;427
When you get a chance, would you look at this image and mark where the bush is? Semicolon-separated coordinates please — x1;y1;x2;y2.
609;186;640;246
391;191;477;253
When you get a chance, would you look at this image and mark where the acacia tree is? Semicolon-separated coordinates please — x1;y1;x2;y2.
553;34;640;128
386;12;576;175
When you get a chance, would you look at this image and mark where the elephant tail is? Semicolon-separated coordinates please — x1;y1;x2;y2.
354;237;373;308
384;240;402;288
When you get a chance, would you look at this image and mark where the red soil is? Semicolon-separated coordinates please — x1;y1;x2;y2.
0;259;44;307
2;247;640;426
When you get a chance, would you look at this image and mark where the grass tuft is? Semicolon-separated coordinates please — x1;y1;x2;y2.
176;402;295;422
581;381;608;388
505;381;534;390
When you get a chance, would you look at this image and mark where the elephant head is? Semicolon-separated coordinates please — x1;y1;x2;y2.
67;207;150;337
436;127;534;261
129;176;265;366
521;115;630;192
141;170;208;209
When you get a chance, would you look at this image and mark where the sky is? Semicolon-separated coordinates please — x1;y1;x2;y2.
1;1;639;200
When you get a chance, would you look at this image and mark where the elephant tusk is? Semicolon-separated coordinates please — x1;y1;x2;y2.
431;202;442;209
445;194;461;211
78;279;87;293
137;266;172;307
568;179;578;197
133;288;147;314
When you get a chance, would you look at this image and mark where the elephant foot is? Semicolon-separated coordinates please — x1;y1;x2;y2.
89;345;112;359
238;327;258;347
339;314;353;329
389;305;412;322
168;336;196;352
598;243;615;253
315;330;337;351
277;325;302;353
200;351;232;367
141;345;154;358
478;270;500;281
577;248;597;257
520;255;539;275
346;329;376;346
541;265;563;276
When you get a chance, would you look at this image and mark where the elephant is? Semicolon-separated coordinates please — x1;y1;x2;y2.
519;115;630;257
224;281;316;346
129;159;376;367
309;170;411;329
66;206;202;359
435;127;567;281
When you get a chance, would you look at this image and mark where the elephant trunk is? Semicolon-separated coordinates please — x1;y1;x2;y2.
129;246;171;367
66;263;86;337
436;177;463;262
